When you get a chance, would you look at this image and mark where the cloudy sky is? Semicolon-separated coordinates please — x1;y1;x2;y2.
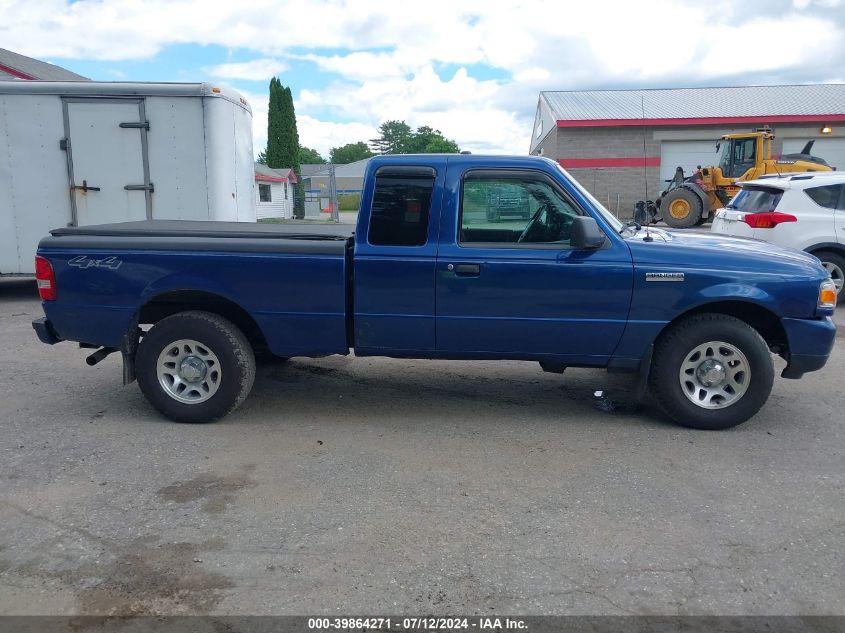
2;0;843;158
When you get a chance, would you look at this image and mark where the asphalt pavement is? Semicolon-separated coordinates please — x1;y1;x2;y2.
0;277;843;616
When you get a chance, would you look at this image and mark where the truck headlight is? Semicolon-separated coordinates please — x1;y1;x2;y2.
818;279;837;310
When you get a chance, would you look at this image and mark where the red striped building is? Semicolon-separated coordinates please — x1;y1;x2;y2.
529;85;845;215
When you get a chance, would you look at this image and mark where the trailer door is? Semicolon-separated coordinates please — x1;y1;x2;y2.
64;98;152;225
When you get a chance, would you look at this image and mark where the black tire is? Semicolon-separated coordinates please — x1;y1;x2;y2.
648;314;774;430
661;188;703;229
815;251;845;305
136;311;256;423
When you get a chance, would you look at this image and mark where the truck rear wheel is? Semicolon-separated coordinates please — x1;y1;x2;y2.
136;311;256;423
661;188;702;229
648;314;774;430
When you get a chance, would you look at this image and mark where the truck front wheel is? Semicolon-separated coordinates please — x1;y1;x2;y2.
648;314;774;430
136;311;256;423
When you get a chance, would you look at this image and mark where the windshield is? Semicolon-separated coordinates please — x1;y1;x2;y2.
718;141;732;173
556;164;625;233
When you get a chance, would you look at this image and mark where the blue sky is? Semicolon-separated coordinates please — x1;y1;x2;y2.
3;0;843;158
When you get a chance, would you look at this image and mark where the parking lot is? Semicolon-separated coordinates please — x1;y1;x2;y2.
1;276;843;616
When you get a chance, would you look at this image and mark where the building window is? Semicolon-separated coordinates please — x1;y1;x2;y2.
368;171;434;246
284;182;288;200
259;183;271;202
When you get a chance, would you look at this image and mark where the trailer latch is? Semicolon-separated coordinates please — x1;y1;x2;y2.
71;180;100;193
119;121;150;130
124;183;155;193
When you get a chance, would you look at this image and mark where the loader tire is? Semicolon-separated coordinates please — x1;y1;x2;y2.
662;188;703;229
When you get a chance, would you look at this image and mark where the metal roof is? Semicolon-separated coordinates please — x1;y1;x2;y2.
0;48;88;81
0;80;252;113
541;84;845;122
300;163;328;177
307;157;373;179
254;163;298;183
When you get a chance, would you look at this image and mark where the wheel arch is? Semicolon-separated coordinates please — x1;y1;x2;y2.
136;289;269;352
659;300;788;355
805;243;845;258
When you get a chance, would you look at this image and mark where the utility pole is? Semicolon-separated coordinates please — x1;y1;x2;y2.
329;163;339;222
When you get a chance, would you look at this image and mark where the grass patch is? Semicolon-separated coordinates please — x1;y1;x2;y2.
338;193;361;212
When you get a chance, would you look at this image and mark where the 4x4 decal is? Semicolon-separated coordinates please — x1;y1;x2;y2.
68;255;123;270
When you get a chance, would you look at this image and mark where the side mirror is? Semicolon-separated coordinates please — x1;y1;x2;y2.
570;216;605;250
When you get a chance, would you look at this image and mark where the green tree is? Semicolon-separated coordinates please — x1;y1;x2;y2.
264;78;289;169
370;120;413;154
369;121;460;155
299;146;326;164
405;125;460;154
330;141;373;164
256;150;267;164
421;135;460;153
264;79;304;216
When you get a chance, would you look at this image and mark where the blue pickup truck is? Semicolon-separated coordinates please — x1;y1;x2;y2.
32;154;837;430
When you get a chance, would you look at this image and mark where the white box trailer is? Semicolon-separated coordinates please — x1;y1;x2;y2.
0;81;255;275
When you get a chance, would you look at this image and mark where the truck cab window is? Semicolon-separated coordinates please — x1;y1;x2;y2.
368;174;434;246
461;176;581;246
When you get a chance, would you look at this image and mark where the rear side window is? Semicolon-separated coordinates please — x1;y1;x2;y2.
368;170;434;246
804;184;843;210
728;186;783;212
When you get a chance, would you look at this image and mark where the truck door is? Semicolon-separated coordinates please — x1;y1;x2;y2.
353;161;446;353
63;98;152;225
435;168;633;363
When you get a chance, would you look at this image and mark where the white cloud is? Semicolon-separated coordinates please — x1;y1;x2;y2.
203;58;288;81
297;116;378;159
2;0;843;154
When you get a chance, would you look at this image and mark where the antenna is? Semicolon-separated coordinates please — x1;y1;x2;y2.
641;95;653;241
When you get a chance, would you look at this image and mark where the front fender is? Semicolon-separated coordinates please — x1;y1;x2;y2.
611;273;797;361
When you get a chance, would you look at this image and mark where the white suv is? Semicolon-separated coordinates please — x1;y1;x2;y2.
711;171;845;302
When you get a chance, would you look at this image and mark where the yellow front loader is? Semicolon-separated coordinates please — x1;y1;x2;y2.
656;128;833;229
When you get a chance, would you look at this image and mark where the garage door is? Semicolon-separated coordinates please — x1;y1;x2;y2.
660;140;721;186
783;138;845;171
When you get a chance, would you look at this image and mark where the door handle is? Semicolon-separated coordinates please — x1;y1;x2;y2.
124;183;155;192
449;263;480;276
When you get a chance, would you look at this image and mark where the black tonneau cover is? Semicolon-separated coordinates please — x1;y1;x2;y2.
42;220;354;256
51;220;354;241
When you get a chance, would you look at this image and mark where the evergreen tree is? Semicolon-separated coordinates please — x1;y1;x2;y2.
264;79;304;217
264;78;287;169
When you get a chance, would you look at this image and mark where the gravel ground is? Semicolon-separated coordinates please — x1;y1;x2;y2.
0;277;842;616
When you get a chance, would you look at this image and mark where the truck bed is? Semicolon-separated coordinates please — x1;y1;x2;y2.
44;220;354;255
38;219;354;358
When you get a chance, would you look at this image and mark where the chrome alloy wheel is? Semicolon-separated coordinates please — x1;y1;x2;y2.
679;341;750;409
156;339;221;404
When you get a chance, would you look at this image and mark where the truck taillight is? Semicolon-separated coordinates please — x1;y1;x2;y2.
35;255;56;301
743;212;797;229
